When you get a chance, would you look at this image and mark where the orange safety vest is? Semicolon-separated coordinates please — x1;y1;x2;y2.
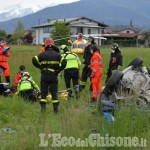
0;45;10;62
90;51;103;76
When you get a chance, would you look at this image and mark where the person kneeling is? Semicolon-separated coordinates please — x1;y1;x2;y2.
17;72;40;102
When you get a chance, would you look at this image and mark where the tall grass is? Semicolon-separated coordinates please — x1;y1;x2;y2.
0;45;149;150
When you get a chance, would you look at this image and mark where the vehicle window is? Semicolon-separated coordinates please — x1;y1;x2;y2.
78;44;84;49
72;44;77;48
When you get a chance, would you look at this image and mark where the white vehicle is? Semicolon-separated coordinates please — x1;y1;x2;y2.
100;57;150;112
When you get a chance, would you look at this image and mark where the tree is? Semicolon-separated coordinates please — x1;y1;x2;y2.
6;34;12;44
23;30;33;45
13;21;26;45
50;21;70;46
0;30;7;38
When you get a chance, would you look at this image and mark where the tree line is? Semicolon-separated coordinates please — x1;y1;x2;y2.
0;20;70;46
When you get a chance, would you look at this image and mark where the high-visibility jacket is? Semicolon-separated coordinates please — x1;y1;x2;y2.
0;45;10;62
62;52;81;70
90;51;103;76
17;76;40;93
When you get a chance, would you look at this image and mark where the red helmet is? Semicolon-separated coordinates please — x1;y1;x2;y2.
45;38;54;46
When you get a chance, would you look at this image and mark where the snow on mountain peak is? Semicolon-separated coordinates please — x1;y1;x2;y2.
0;0;79;22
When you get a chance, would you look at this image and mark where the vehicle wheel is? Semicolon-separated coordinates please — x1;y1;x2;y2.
106;70;124;88
100;70;124;99
128;57;143;67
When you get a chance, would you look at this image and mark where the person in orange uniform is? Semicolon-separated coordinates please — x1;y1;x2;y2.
40;42;60;53
9;65;26;93
90;45;103;102
14;65;26;86
0;38;11;83
40;43;45;53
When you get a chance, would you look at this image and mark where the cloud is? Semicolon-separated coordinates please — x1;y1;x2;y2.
0;0;79;7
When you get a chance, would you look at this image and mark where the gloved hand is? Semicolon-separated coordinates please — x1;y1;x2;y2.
90;75;94;79
2;47;10;54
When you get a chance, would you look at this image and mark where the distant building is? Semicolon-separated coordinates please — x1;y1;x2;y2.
32;16;108;45
103;26;139;40
102;22;141;46
138;31;150;47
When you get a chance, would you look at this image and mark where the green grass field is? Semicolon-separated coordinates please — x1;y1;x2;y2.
0;45;150;150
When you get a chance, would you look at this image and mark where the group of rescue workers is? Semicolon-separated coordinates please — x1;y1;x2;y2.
0;35;122;113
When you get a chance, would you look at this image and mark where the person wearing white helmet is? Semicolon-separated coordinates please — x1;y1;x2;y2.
17;72;40;102
60;44;81;100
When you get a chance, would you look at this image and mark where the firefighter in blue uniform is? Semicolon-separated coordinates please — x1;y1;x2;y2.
105;43;123;83
32;38;67;113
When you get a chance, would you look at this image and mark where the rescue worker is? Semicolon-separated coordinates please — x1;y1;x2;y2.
79;36;97;91
9;65;27;94
77;33;86;43
0;38;11;83
73;33;87;44
40;41;60;53
40;43;45;53
32;38;67;113
90;45;103;102
60;45;81;100
17;72;40;102
14;65;26;86
105;43;123;83
0;66;9;96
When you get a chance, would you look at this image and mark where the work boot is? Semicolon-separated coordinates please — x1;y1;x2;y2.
53;102;59;113
74;85;79;100
67;88;73;100
40;102;46;112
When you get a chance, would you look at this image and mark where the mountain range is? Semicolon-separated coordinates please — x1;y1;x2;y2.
0;3;44;22
0;0;150;33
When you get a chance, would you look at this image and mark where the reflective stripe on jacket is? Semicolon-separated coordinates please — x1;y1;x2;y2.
90;51;103;76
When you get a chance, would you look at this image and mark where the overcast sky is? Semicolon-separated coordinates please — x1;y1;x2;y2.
0;0;79;7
